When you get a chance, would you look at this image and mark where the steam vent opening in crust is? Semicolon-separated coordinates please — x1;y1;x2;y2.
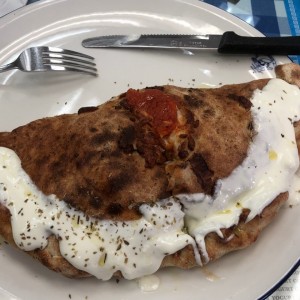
0;63;300;280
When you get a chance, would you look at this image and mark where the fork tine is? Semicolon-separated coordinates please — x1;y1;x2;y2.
47;65;98;76
43;58;97;71
42;53;96;66
44;47;95;60
43;59;98;76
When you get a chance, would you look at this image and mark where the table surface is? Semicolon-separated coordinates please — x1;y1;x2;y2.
2;1;300;299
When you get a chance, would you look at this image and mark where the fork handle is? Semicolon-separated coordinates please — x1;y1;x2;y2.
0;62;16;73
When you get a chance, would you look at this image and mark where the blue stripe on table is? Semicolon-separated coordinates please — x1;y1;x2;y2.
250;0;280;36
202;0;281;36
284;0;300;64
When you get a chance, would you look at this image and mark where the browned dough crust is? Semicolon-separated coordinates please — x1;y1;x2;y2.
0;63;298;279
0;80;264;221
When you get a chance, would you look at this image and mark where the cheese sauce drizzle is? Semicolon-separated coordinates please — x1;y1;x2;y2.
0;149;198;280
179;78;300;263
0;78;300;278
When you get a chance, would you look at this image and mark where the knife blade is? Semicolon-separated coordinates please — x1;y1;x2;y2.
82;31;300;55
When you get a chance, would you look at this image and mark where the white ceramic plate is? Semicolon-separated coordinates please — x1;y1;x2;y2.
0;0;298;299
0;0;27;17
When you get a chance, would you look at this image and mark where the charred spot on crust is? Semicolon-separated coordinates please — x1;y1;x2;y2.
178;140;190;159
193;119;200;129
178;150;189;159
184;109;200;129
107;203;124;216
89;196;103;209
187;136;195;151
119;92;127;98
185;109;196;124
247;121;254;131
203;108;215;118
91;130;117;146
35;156;50;169
135;124;167;168
76;187;103;209
145;86;165;91
120;98;131;110
69;133;77;141
157;189;172;199
78;106;98;114
98;148;121;159
118;126;136;154
106;172;133;194
75;151;98;169
89;127;98;133
184;94;204;108
227;94;252;110
189;153;214;195
50;160;65;177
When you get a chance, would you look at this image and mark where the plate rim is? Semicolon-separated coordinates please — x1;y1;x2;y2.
258;258;300;300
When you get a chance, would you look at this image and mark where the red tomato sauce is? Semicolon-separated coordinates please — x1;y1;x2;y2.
126;89;178;137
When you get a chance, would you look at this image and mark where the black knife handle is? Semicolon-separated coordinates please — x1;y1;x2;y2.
218;31;300;55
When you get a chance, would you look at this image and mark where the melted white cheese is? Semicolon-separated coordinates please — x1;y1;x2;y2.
138;274;160;292
288;167;300;206
0;78;300;278
0;148;198;280
179;78;300;263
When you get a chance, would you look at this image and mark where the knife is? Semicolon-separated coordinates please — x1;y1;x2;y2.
82;31;300;55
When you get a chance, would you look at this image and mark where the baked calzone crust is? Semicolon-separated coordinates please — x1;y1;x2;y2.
0;63;299;280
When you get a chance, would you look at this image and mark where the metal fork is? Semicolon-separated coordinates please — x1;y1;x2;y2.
0;46;98;76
